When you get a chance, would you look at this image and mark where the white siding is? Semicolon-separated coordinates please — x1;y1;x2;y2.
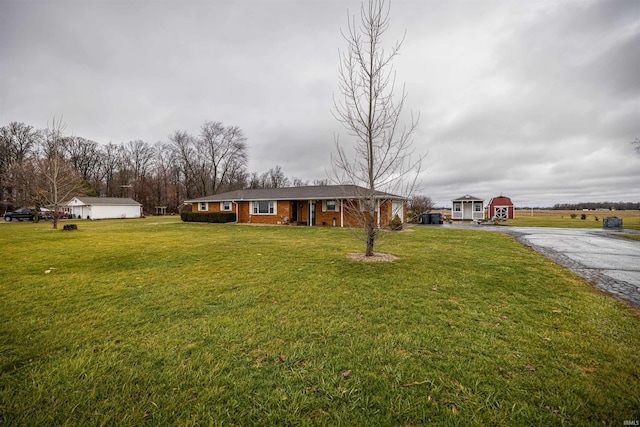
69;204;141;219
392;201;404;221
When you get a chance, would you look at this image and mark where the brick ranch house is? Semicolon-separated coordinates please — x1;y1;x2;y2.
184;185;407;227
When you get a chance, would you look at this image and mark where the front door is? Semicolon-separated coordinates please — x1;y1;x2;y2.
291;202;298;222
463;202;472;220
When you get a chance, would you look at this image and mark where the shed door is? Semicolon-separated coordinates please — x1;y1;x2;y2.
463;203;472;219
494;206;507;220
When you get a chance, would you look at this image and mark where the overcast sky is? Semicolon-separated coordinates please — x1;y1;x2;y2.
1;0;638;207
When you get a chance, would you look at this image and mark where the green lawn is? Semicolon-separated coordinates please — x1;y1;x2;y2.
1;218;639;426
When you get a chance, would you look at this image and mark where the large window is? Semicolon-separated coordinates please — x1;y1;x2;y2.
325;200;338;212
253;201;275;214
199;202;208;211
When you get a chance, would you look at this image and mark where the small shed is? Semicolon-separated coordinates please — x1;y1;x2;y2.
451;195;484;220
66;197;142;220
486;195;514;220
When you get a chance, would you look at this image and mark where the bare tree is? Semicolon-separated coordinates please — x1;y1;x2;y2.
632;138;640;153
199;121;248;195
169;130;198;199
407;195;434;222
292;178;308;187
124;140;155;207
0;122;41;210
34;117;83;229
99;143;122;197
267;165;290;188
332;0;423;256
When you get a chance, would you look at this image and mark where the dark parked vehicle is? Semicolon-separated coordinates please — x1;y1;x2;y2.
38;209;53;220
4;208;35;222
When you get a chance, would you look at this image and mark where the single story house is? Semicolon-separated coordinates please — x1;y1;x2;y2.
451;195;484;221
65;197;143;220
486;195;514;220
184;185;406;227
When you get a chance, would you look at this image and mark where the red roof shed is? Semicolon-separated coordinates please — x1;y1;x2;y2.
487;195;514;220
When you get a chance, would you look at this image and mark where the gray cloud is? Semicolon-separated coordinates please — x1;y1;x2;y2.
1;0;638;207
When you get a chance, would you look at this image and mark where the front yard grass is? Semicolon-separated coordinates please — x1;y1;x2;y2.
1;217;639;425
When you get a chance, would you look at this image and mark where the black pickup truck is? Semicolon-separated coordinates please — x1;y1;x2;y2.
4;208;35;221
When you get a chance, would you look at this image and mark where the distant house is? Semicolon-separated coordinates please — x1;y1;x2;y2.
451;195;484;221
486;195;514;220
184;185;406;227
66;197;143;220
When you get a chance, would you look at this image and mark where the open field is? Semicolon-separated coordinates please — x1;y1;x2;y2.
509;209;640;230
1;217;639;425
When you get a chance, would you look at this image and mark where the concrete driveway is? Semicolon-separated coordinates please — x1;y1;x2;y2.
496;227;640;306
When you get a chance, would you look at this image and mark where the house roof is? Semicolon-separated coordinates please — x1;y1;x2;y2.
487;195;513;206
184;185;406;203
70;197;142;206
452;194;484;202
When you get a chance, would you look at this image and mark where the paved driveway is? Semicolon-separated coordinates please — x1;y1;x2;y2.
496;227;640;306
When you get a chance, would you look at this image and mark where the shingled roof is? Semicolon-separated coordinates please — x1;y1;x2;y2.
184;185;406;203
70;197;141;206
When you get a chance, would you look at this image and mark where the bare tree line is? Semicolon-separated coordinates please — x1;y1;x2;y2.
0;120;322;214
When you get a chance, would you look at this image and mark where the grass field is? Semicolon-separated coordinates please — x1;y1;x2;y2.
1;217;639;425
508;209;640;230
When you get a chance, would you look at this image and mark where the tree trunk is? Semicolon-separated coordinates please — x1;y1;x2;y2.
365;212;375;256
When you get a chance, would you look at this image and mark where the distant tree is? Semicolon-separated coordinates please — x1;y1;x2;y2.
0;122;41;210
407;195;434;222
266;165;290;188
198;121;248;194
332;0;423;256
247;172;262;189
64;136;101;181
168;122;248;199
169;130;198;198
100;142;122;197
292;178;308;187
124;140;155;206
149;142;177;212
632;138;640;153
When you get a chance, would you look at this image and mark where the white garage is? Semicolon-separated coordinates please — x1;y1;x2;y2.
66;197;142;220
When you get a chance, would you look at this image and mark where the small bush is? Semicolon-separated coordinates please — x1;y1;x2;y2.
570;214;577;219
595;216;599;221
180;212;236;223
390;214;403;231
581;214;587;220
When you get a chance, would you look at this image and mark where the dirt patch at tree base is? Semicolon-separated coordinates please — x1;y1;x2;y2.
346;252;399;262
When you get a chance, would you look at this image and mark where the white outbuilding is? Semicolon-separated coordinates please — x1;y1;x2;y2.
66;197;143;220
451;195;484;221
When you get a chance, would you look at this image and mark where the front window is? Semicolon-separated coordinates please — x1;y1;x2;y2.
253;201;275;214
454;203;461;212
326;200;338;212
199;202;208;211
221;201;232;211
475;203;482;212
